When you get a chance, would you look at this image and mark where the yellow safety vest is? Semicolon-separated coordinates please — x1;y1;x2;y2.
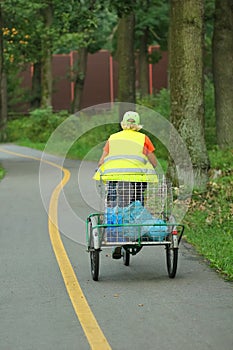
94;130;158;182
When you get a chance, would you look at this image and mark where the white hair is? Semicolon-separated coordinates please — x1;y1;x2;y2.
120;122;143;131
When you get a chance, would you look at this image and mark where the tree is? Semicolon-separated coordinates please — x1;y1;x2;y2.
212;0;233;148
1;0;118;113
40;0;53;108
135;0;169;97
31;57;42;109
71;47;88;113
0;2;7;141
138;26;149;97
169;0;210;190
2;0;52;110
116;12;136;117
55;0;117;113
110;0;171;102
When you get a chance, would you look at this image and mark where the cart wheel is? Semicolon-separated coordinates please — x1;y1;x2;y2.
123;248;130;266
89;218;100;281
90;249;100;281
166;245;178;278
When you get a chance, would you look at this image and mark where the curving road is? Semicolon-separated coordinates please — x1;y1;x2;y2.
0;144;232;350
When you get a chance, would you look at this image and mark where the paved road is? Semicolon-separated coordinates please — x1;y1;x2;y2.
0;144;232;350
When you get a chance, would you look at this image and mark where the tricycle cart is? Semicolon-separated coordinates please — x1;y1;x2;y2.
86;175;184;281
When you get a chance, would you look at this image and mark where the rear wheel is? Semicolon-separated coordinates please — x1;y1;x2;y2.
90;249;100;281
88;218;100;281
166;245;178;278
123;248;130;266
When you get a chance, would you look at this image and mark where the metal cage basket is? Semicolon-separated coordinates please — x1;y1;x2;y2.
99;174;173;244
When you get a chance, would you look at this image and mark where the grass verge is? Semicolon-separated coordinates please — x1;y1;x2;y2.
184;149;233;280
0;165;5;180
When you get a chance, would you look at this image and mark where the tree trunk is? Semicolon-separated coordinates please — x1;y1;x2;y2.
0;3;7;141
116;13;136;119
169;0;210;190
71;47;88;113
212;0;233;148
138;28;149;98
41;1;53;109
31;62;41;110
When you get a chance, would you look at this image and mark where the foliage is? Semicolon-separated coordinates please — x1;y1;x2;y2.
1;0;118;111
111;0;169;60
2;0;117;58
7;71;31;112
184;149;233;280
1;0;217;111
137;88;170;119
6;108;68;142
109;0;135;17
208;147;233;171
2;0;99;64
88;8;117;53
54;0;100;53
2;0;48;66
6;77;216;151
135;0;169;50
67;122;119;160
55;3;117;54
6;80;215;157
0;165;5;180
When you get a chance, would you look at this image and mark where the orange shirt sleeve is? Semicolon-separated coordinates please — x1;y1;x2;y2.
103;140;109;153
143;135;155;155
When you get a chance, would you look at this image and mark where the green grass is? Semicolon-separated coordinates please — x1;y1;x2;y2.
184;149;233;280
16;139;48;151
0;165;5;180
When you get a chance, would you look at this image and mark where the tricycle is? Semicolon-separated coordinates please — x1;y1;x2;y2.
86;175;184;281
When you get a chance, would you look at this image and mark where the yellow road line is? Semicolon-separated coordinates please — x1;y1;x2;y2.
0;147;112;350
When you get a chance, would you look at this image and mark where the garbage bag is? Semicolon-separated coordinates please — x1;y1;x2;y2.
104;201;168;242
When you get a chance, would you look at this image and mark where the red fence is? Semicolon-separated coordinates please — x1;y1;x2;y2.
19;46;168;112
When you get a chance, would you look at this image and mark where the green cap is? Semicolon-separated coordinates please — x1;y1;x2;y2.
122;111;140;125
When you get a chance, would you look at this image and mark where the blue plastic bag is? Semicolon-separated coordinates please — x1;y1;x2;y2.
104;207;126;242
104;201;168;242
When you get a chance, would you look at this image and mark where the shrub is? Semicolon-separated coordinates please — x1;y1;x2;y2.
26;108;68;142
184;149;233;280
137;88;170;119
0;166;5;180
6;108;68;143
